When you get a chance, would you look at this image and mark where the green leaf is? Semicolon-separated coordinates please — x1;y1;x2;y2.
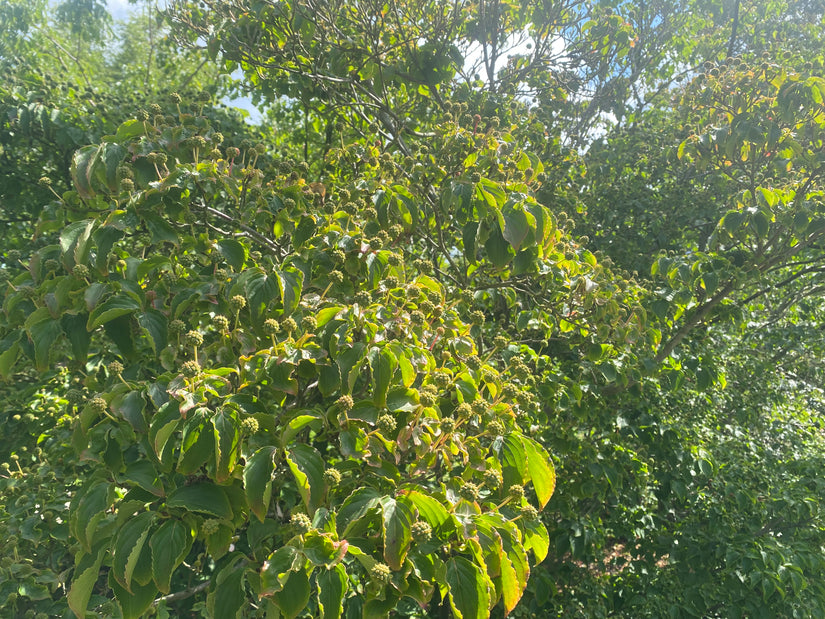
274;266;304;314
401;489;455;535
87;293;141;330
485;226;515;268
71;145;101;198
111;389;148;433
143;213;180;245
281;412;323;447
260;546;302;595
446;556;491;619
336;343;366;394
519;435;556;508
501;203;533;252
272;568;311;619
522;518;549;563
302;531;347;567
166;483;233;519
95;142;126;192
212;407;241;483
61;313;91;363
498;434;528;491
109;570;158;619
286;444;326;515
114;118;147;142
317;564;347;619
217;239;247;270
138;310;168;353
71;480;114;552
206;556;247;619
244;446;278;522
112;511;155;592
463;220;479;265
0;340;20;380
337;487;382;538
177;409;215;474
386;387;419;412
381;496;414;570
370;346;396;407
27;311;62;371
67;545;105;619
150;519;193;594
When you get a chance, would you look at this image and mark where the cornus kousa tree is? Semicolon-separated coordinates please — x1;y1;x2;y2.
0;86;613;617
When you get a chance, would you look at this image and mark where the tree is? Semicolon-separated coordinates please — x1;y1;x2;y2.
2;0;825;617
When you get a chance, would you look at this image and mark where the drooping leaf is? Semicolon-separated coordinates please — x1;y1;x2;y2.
150;519;193;594
260;545;302;596
370;346;397;407
112;510;155;592
286;444;326;515
212;406;241;483
380;496;414;570
519;435;556;509
166;483;233;520
446;556;491;619
87;293;141;330
206;556;247;619
272;568;311;618
244;446;278;522
317;564;347;619
67;544;106;619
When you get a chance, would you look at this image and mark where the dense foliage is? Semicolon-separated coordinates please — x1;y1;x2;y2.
2;0;825;617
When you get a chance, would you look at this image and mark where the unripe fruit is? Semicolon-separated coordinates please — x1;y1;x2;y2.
291;512;312;534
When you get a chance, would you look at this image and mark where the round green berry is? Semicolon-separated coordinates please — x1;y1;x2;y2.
181;360;201;378
280;317;298;334
263;318;280;335
291;512;312;534
65;389;83;404
459;481;480;501
184;330;204;347
169;319;186;335
107;361;124;375
201;519;221;535
301;316;317;331
507;484;525;499
377;414;397;434
241;417;259;434
323;468;342;485
336;394;354;411
487;419;505;436
411;520;432;544
230;295;247;312
440;417;456;433
88;397;107;414
329;270;344;284
470;310;485;325
72;264;89;278
370;562;392;584
213;315;230;331
520;504;539;521
483;468;503;489
355;291;372;306
471;400;488;416
493;335;508;349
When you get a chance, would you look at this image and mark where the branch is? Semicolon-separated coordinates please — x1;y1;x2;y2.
196;202;283;256
152;579;210;606
655;279;738;363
